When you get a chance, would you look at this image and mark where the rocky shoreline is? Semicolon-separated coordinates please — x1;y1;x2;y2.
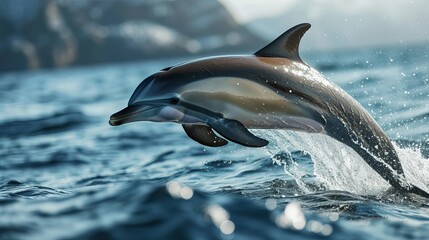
0;0;264;72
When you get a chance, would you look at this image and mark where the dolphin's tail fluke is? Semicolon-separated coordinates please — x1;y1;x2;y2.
404;184;429;198
408;184;429;198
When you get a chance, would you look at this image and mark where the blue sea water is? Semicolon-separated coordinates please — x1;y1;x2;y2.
1;44;429;240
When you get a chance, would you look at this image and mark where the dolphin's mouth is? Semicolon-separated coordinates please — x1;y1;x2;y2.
109;105;158;126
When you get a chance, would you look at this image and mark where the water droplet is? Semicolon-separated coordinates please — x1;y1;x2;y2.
166;181;193;200
265;199;277;210
206;204;230;227
166;181;181;197
220;220;235;235
328;212;339;221
179;186;193;200
321;224;333;236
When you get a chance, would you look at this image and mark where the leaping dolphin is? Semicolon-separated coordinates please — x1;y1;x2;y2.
109;23;429;197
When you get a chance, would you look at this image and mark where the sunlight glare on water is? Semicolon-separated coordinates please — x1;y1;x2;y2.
1;45;429;240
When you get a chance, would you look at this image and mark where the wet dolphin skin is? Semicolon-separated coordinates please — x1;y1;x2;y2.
110;23;429;198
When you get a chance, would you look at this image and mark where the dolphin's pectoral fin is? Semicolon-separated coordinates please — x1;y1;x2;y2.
254;23;310;63
183;125;228;147
209;119;269;147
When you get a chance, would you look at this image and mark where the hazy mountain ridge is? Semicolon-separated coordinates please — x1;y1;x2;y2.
0;0;264;72
246;0;429;51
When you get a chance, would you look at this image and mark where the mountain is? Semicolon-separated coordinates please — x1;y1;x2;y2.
246;0;429;51
0;0;265;72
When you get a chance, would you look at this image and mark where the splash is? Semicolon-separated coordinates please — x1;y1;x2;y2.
395;143;429;193
268;130;387;194
257;130;429;196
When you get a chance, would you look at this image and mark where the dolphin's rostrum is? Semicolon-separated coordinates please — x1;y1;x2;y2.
110;23;429;198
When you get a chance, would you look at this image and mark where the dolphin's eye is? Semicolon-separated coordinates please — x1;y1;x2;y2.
170;96;180;104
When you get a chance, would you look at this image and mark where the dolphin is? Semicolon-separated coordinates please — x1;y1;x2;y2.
109;23;429;198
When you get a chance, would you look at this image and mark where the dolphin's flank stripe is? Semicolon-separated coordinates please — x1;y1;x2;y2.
109;23;429;198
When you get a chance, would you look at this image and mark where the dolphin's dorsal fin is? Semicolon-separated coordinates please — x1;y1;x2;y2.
254;23;311;63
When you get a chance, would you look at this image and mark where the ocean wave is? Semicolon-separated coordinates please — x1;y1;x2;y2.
0;181;343;240
0;110;87;138
0;180;69;200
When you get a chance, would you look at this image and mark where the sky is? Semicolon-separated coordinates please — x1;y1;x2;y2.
219;0;298;23
219;0;429;50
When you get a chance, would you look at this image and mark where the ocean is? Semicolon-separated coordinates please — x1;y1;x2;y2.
0;44;428;240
